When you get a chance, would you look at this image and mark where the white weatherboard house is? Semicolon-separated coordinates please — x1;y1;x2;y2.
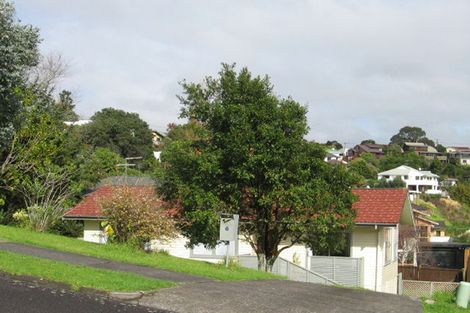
63;176;157;244
378;165;441;196
64;183;413;294
349;188;414;293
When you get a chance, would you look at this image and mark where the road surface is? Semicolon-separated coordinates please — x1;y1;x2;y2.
0;274;169;313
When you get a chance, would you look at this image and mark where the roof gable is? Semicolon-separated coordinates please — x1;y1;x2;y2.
378;165;438;178
64;185;156;219
352;188;411;225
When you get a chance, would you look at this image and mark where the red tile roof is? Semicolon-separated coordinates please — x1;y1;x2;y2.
352;188;408;224
64;186;156;219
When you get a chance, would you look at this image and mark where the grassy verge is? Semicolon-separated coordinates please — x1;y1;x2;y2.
0;250;174;292
424;292;468;313
0;225;278;281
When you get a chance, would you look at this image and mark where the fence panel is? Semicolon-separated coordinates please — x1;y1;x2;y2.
238;255;338;286
399;265;463;282
310;256;363;287
403;280;459;298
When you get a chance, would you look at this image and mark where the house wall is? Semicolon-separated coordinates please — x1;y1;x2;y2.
150;235;311;267
350;226;400;293
459;157;470;166
83;220;107;244
150;236;191;258
382;261;398;294
350;226;381;291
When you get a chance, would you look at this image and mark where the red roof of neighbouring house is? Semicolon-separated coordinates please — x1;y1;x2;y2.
352;188;408;224
63;185;156;219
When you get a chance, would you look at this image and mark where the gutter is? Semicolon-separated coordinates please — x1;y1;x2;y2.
62;216;108;221
355;222;397;227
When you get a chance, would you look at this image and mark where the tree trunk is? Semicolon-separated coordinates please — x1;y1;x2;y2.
256;250;279;272
265;255;276;272
257;253;266;271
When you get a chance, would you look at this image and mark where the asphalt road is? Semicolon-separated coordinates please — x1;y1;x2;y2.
139;280;423;313
0;274;170;313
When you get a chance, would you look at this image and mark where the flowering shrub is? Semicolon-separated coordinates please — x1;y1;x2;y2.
100;187;177;247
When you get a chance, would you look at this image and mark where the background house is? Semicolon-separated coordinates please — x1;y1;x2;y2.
346;143;388;160
447;146;470;166
403;142;446;162
378;165;441;196
324;148;348;164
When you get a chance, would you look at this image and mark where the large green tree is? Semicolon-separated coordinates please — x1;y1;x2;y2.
82;108;153;159
389;126;435;147
0;0;40;153
161;64;357;270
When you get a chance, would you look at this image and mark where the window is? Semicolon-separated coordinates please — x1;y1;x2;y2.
403;175;408;180
384;228;396;264
416;176;420;180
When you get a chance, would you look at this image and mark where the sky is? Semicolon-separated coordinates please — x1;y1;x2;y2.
14;0;470;147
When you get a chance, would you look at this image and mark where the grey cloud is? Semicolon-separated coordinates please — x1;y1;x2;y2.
14;0;470;145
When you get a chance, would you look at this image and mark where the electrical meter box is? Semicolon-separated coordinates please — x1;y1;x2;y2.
219;214;239;241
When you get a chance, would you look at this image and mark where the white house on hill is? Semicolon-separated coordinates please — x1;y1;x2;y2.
378;165;441;196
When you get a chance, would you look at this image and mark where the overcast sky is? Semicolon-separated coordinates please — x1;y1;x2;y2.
14;0;470;147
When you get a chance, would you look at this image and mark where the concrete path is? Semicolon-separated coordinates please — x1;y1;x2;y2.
0;241;211;283
138;280;423;313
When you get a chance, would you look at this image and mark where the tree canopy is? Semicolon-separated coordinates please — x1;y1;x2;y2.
0;0;40;153
360;139;376;145
325;140;343;150
82;108;154;159
160;64;358;270
389;126;435;147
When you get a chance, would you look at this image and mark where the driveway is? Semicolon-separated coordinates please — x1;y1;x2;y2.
138;280;423;313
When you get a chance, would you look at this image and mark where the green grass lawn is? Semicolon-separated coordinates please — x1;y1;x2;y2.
0;250;174;292
424;292;470;313
0;225;278;281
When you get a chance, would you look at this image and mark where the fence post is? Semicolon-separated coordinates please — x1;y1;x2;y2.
430;282;434;297
286;259;290;279
397;273;403;295
332;257;336;281
306;264;309;283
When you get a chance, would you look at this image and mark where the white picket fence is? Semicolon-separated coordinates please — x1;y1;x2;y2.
238;255;339;285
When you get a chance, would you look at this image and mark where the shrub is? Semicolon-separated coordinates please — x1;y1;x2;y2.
100;187;177;247
449;183;470;205
371;177;406;188
12;209;29;228
26;205;68;232
49;220;84;238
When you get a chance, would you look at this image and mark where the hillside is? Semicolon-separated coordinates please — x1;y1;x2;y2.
416;196;470;241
